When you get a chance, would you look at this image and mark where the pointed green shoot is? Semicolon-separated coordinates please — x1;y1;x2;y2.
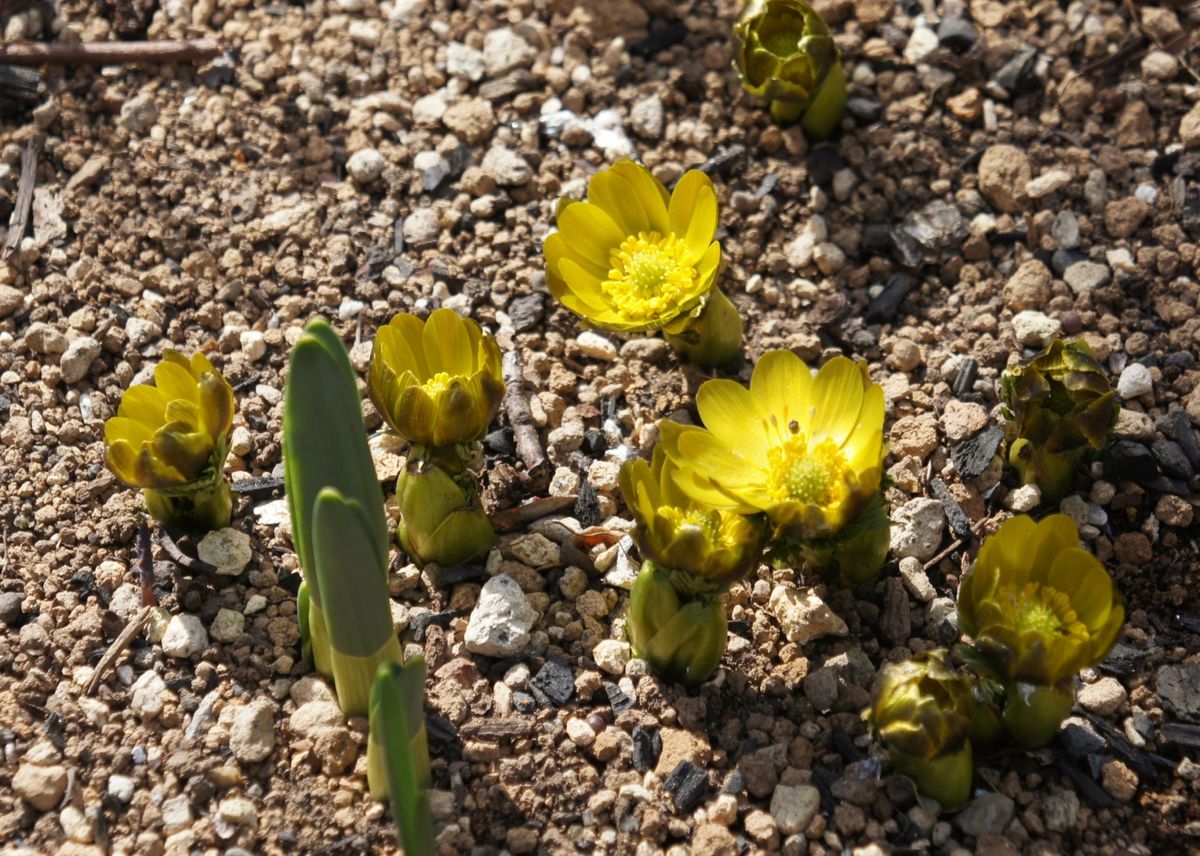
370;658;435;856
313;486;402;716
283;317;389;671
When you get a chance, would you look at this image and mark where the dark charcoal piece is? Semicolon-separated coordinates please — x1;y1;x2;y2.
664;760;708;813
575;479;602;527
951;424;1004;479
831;730;862;762
0;591;24;625
1104;441;1159;486
1161;723;1200;748
630;19;688;57
931;477;972;542
1151;438;1194;480
866;273;915;324
1059;759;1114;807
993;46;1039;94
1101;642;1147;677
508;293;545;333
721;769;746;795
952;358;978;399
890;200;967;268
1059;718;1106;759
410;609;463;641
807;146;846;187
426;714;457;746
1163;408;1200;470
632;726;661;772
431;564;487;586
530;657;574;707
937;16;976;51
812;767;838;814
862;224;893;255
1085;714;1173;777
604;681;633;714
483;428;516;457
845;97;882;123
512;691;537;714
1051;249;1087;276
582;429;607;457
230;476;285;497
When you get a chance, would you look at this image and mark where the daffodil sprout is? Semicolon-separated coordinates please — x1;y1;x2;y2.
103;350;235;532
544;159;742;367
660;350;890;585
368;308;503;567
732;0;847;137
619;448;765;687
957;514;1125;747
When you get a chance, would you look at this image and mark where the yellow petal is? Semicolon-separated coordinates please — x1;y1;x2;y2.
558;202;625;268
1047;548;1112;629
695;379;768;458
1030;514;1082;581
545;232;609;284
104;439;141;485
118;384;168;429
611;160;670;234
842;384;885;464
808;357;866;446
588;167;649;237
984;515;1039;584
557;258;612;312
750;349;814;440
669;170;719;265
154;360;200;404
104;416;154;449
422;308;474;377
693;241;722;290
676;428;768;509
378;315;428;380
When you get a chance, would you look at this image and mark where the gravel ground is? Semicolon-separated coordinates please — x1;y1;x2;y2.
2;0;1200;854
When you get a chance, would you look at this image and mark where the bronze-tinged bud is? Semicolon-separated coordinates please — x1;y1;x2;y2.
626;562;728;689
1000;338;1118;502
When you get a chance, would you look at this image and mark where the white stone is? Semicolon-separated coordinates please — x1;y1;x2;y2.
464;575;538;656
1005;484;1042;512
404;208;441;244
576;331;617;361
254;498;290;526
240;330;266;362
481;147;532;186
509;533;559;568
483;28;536;76
566;718;596;747
1012;310;1061;346
59;336;101;384
446;42;485;81
630;95;664;140
1026;170;1071;199
209;608;244;643
1063;260;1111;294
890;498;947;561
768;586;848;645
1117;363;1153;399
904;26;939;62
107;774;136;804
197;528;252;576
130;670;171;720
161;794;192;835
412;91;448;125
161;613;208;659
593;639;631;675
897;556;935;602
347;148;386;184
230;700;275;763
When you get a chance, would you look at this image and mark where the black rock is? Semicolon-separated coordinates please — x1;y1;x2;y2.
937;16;976;51
574;479;602;527
632;726;661;772
952;358;979;399
230;475;286;498
1152;438;1195;480
721;769;746;795
1104;441;1160;486
1101;642;1147;677
993;46;1039;95
1051;249;1087;276
1161;723;1200;748
604;681;633;714
807;146;846;187
845;97;882;123
531;657;574;707
431;564;487;586
512;691;537;714
0;591;24;625
664;761;708;813
409;609;462;641
508;293;545;333
582;429;607;457
483;428;516;457
1059;718;1107;758
931;477;973;542
426;714;458;746
1166;351;1196;370
862;224;893;255
891;200;967;268
951;424;1004;479
866;273;916;324
1162;408;1200;470
629;19;688;57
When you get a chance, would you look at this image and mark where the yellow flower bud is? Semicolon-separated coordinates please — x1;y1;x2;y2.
368;309;503;449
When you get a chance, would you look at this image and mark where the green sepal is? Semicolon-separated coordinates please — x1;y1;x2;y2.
770;492;890;586
891;743;973;811
1001;681;1075;749
799;58;846;139
662;287;744;368
283;318;389;615
395;456;494;568
143;476;232;532
313;487;398;716
1008;439;1084;505
627;562;727;689
370;659;436;856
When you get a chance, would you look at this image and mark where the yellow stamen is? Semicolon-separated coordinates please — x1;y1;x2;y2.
766;434;849;507
1009;585;1078;636
660;506;739;550
420;371;457;398
603;232;697;321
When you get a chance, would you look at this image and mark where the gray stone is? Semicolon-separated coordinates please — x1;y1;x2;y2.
161;614;208;659
630;95;664;140
346;147;385;184
803;666;839;712
403;208;440;245
1117;363;1153;399
1043;790;1079;832
230;700;275;763
119;91;159;133
1158;662;1200;721
770;784;821;835
196;528;252;576
768;586;848;645
889;498;947;561
898;556;935;602
483;28;536;76
1064;260;1111;294
59;336;101;384
956;792;1014;836
1051;210;1081;249
481;147;532;186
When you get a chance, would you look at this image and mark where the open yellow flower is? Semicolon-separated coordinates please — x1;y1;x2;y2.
958;514;1124;688
104;349;235;530
957;513;1124;746
544;159;721;333
661;350;885;542
619;446;765;594
368;308;504;449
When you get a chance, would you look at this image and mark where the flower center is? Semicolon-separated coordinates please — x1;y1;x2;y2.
660;506;739;551
767;434;848;506
603;232;697;321
420;371;457;398
1010;585;1077;636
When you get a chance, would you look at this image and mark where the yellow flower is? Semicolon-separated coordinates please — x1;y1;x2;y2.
543;159;721;333
104;350;234;489
368;308;504;448
958;514;1124;689
661;350;885;542
619;446;765;594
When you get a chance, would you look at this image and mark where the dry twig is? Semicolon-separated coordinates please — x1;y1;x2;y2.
156;526;218;576
2;138;39;260
502;349;551;492
86;606;152;695
0;38;222;66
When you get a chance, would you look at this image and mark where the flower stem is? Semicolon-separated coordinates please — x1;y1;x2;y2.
1001;681;1075;748
800;60;847;139
663;287;743;368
